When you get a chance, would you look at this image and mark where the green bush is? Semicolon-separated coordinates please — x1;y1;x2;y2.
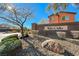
0;34;22;56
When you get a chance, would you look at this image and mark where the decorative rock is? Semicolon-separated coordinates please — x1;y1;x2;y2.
41;39;64;53
56;32;66;39
71;31;79;39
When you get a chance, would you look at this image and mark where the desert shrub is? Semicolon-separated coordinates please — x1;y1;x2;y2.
32;30;38;35
24;30;28;35
0;34;22;56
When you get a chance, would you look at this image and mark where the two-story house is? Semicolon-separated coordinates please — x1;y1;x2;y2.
48;11;76;24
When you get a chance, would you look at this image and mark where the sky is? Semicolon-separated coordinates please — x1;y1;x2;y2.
0;3;79;29
15;3;52;29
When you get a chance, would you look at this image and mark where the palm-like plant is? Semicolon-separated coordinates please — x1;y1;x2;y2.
47;3;79;14
46;3;79;20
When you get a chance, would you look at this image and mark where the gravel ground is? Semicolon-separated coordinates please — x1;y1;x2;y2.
15;34;79;56
16;38;62;56
35;35;79;56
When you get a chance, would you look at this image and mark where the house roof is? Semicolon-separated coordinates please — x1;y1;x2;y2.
48;14;56;18
0;24;19;29
0;24;9;28
59;11;76;14
48;11;76;18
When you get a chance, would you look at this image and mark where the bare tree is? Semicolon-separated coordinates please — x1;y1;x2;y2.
0;3;34;37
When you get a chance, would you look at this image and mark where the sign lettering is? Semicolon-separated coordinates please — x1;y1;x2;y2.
44;26;68;30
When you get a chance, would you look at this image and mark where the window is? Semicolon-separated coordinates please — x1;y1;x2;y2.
62;16;69;20
50;17;55;20
52;17;55;20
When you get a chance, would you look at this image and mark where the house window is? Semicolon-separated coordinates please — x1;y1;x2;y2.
50;17;55;20
62;16;69;20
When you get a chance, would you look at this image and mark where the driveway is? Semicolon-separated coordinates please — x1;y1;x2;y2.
0;32;21;42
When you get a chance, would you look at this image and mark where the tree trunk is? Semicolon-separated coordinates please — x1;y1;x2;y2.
20;26;24;38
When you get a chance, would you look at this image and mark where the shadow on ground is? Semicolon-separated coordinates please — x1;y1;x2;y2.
16;36;75;56
61;50;74;56
16;38;46;56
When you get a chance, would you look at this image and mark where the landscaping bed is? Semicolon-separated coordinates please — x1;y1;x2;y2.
14;34;79;56
26;34;79;56
0;34;22;56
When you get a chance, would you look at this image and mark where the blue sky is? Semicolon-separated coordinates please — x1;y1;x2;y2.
0;3;79;29
14;3;50;29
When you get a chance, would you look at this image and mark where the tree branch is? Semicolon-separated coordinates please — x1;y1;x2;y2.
0;16;21;27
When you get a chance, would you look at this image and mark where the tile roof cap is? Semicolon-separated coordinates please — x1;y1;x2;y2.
48;11;76;17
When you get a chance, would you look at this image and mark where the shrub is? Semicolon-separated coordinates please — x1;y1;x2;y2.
0;34;22;56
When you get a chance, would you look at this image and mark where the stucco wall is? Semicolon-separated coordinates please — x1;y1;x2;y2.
38;30;73;39
48;12;76;24
58;12;75;23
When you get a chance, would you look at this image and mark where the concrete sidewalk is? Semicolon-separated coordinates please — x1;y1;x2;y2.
0;33;21;42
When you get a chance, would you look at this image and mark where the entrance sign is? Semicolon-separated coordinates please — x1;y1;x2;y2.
44;26;68;30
